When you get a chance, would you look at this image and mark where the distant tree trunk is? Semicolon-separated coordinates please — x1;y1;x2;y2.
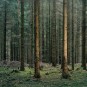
72;0;74;70
46;1;50;62
28;0;33;67
62;0;69;79
41;0;44;62
58;18;62;65
31;0;34;67
67;1;70;65
20;0;25;71
10;25;13;61
3;1;7;63
17;0;21;62
49;0;52;63
1;43;3;60
51;0;57;67
34;0;40;78
82;0;86;70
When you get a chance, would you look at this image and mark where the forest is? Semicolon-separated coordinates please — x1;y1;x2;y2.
0;0;87;87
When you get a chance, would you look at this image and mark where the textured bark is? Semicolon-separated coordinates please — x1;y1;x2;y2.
34;0;40;78
20;0;25;71
62;0;69;79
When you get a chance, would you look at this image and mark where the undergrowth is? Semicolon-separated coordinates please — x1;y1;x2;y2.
0;64;87;87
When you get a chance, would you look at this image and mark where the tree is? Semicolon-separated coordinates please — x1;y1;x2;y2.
48;0;51;63
30;0;34;67
3;0;7;63
82;0;86;70
34;0;41;78
20;0;25;71
72;0;74;70
62;0;69;79
51;0;57;67
41;0;44;62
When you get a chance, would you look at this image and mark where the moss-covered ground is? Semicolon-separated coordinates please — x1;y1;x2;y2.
0;64;87;87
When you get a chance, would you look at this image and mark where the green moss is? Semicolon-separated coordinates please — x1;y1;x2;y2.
0;65;87;87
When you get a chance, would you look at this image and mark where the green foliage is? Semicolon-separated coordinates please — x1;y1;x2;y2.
0;65;87;87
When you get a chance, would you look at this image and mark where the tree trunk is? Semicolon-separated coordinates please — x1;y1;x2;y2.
49;0;52;63
41;0;44;62
3;1;7;63
51;0;57;67
20;0;25;71
72;0;74;70
82;0;86;70
62;0;69;79
34;0;40;78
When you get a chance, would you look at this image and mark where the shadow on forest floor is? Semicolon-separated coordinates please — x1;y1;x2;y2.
0;63;87;87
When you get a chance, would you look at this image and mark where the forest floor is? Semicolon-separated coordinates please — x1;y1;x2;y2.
0;63;87;87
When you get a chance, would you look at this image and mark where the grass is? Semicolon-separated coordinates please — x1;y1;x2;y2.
0;64;87;87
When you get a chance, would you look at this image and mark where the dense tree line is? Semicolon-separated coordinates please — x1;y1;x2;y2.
0;0;86;79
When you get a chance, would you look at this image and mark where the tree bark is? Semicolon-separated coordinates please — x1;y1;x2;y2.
34;0;40;78
51;0;57;67
72;0;74;70
82;0;86;70
3;1;7;63
20;0;25;71
62;0;69;79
